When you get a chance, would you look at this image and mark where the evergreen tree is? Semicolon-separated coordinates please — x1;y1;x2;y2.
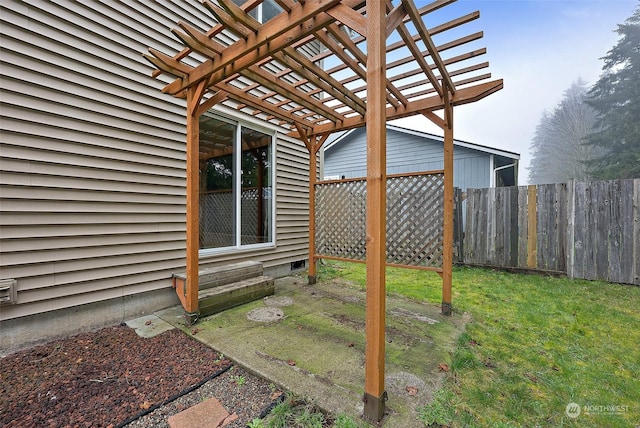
528;80;599;184
585;4;640;179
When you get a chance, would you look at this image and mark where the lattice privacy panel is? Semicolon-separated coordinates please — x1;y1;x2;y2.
315;173;445;269
200;191;234;248
386;174;444;268
316;180;368;260
200;189;265;248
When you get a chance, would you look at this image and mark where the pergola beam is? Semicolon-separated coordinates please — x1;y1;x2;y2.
325;2;367;36
326;23;409;106
320;8;480;81
319;37;487;110
221;82;314;130
195;90;228;117
402;0;456;93
239;67;343;122
204;1;253;39
172;26;222;60
394;14;444;97
274;49;366;114
217;0;260;35
386;3;407;37
293;79;503;137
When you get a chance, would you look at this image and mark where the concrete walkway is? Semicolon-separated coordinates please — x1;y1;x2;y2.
154;275;467;427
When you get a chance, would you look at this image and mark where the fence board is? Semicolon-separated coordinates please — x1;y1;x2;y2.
466;189;477;263
453;188;464;262
486;187;495;264
570;181;582;278
606;179;636;284
537;184;562;271
595;181;609;280
465;189;480;264
609;180;623;283
583;182;596;280
536;184;549;269
556;183;569;271
480;188;489;264
495;187;505;265
509;187;519;266
634;179;640;285
566;180;576;279
517;186;529;266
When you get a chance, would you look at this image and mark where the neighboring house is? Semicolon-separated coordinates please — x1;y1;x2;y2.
0;1;311;348
322;124;520;189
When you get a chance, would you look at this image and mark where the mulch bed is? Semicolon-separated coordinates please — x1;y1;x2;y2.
0;324;274;428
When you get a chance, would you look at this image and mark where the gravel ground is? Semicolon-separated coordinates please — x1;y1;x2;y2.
126;366;278;428
0;324;280;428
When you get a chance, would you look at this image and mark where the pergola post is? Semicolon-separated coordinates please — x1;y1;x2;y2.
363;0;387;422
183;85;203;324
442;89;454;316
302;132;329;286
308;138;318;285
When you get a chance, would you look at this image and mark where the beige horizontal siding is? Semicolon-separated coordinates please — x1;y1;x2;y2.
0;231;186;252
0;222;185;240
0;0;311;321
10;278;175;318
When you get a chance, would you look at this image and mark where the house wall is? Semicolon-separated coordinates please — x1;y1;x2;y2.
323;128;491;190
0;0;310;347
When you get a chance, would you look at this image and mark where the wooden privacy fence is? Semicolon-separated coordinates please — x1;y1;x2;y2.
464;179;640;285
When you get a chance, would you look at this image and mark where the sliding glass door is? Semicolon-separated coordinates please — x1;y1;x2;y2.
199;115;274;252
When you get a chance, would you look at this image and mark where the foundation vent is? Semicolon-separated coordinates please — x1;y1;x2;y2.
0;279;17;305
290;260;306;271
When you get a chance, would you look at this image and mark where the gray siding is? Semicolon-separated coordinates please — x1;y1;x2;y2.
0;0;310;321
323;128;491;190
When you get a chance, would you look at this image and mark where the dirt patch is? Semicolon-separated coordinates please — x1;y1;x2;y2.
0;324;275;428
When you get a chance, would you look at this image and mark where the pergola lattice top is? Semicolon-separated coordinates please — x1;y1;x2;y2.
145;0;503;138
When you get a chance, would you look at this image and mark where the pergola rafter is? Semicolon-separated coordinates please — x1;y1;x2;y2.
146;0;502;422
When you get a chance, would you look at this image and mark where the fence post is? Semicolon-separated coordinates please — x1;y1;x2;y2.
527;185;537;269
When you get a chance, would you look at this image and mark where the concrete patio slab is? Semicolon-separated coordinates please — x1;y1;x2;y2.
125;314;175;338
156;275;468;427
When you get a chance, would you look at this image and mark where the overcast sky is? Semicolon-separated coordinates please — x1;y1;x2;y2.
392;0;638;184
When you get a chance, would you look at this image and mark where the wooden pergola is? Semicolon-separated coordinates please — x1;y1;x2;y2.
146;0;502;422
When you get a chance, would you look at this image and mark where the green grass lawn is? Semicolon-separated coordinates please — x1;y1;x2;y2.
316;261;640;428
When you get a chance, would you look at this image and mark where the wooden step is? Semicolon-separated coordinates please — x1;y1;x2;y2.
198;275;275;318
172;261;264;292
